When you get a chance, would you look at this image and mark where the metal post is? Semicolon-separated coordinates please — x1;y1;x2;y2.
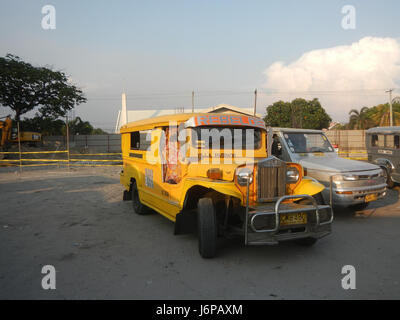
253;89;257;116
329;175;333;208
244;177;250;245
192;90;194;113
66;116;70;171
17;121;22;173
386;89;393;126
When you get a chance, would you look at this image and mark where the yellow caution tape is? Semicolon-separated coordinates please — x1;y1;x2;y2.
69;153;122;156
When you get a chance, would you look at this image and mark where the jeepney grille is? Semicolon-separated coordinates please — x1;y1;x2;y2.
257;157;287;202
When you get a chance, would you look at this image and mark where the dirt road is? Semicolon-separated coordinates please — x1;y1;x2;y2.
0;167;399;299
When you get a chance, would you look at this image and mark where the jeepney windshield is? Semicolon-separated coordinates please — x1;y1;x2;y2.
191;127;262;150
283;132;334;153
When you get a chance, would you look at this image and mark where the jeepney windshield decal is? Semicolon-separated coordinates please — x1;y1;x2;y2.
185;115;266;130
283;133;334;153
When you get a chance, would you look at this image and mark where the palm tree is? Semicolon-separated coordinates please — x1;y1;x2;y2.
370;103;400;127
348;107;373;129
68;117;93;135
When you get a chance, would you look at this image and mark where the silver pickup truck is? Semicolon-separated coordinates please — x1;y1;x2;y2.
270;128;387;209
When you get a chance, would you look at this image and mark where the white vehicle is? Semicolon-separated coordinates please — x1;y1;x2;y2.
271;128;387;209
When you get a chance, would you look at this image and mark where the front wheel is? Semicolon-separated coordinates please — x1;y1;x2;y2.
197;198;217;259
296;237;318;246
350;202;369;211
382;167;395;188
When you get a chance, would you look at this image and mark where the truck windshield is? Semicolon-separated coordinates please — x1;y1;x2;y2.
283;132;334;153
191;127;262;150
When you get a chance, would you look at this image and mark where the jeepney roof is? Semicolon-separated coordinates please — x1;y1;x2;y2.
366;126;400;134
272;127;324;134
120;113;266;133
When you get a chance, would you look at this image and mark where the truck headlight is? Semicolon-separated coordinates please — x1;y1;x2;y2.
236;168;253;186
286;167;300;183
332;174;359;182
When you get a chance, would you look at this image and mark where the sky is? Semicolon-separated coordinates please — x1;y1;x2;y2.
1;0;400;131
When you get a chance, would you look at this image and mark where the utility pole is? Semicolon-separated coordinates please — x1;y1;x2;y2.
386;89;393;126
192;90;194;113
253;89;257;116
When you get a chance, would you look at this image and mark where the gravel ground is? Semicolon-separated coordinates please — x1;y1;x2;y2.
0;167;399;299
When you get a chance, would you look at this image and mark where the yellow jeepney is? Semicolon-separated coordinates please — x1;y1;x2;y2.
120;113;333;258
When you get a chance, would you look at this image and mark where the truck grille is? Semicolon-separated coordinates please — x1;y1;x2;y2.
257;157;287;202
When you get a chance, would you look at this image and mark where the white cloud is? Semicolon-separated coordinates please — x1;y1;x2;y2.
262;37;400;122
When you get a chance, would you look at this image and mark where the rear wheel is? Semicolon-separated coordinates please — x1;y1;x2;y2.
197;198;217;258
131;181;149;215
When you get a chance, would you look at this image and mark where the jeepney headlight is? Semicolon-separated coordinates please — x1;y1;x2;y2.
236;168;253;186
286;167;300;183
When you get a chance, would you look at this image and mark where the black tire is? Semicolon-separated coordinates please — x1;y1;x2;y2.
382;167;395;189
350;202;369;211
131;181;149;215
197;198;217;259
296;237;318;246
295;192;325;246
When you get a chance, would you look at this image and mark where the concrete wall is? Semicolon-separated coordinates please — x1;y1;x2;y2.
325;130;366;151
42;130;368;156
43;134;121;153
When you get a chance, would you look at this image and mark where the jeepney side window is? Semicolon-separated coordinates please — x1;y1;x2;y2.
161;126;182;184
130;131;140;150
371;134;378;147
395;135;400;149
130;130;152;151
377;135;385;147
386;135;395;148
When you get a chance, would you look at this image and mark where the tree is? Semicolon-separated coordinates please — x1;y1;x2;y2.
21;116;65;136
366;103;400;127
0;54;86;121
67;117;93;135
264;98;331;130
348;107;374;129
20;115;108;136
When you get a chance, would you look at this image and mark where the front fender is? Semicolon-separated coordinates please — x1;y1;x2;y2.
292;176;325;197
180;178;243;207
373;158;395;171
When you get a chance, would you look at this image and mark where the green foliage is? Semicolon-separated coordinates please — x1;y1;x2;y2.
91;128;108;135
344;103;400;129
0;54;86;120
348;107;374;129
20;116;108;136
365;102;400;127
264;98;332;130
67;117;93;135
21;116;65;136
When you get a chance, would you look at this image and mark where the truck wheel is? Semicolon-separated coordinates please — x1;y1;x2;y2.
350;202;369;211
197;198;217;259
382;167;395;188
296;237;317;246
131;181;148;215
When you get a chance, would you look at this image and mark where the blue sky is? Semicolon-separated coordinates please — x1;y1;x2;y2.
1;0;400;130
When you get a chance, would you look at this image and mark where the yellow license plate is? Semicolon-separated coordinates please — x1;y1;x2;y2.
280;212;307;226
365;193;378;202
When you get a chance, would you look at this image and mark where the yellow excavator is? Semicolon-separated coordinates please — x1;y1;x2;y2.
0;115;42;158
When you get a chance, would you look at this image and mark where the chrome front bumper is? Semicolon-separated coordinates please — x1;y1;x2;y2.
322;181;387;207
244;195;333;246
